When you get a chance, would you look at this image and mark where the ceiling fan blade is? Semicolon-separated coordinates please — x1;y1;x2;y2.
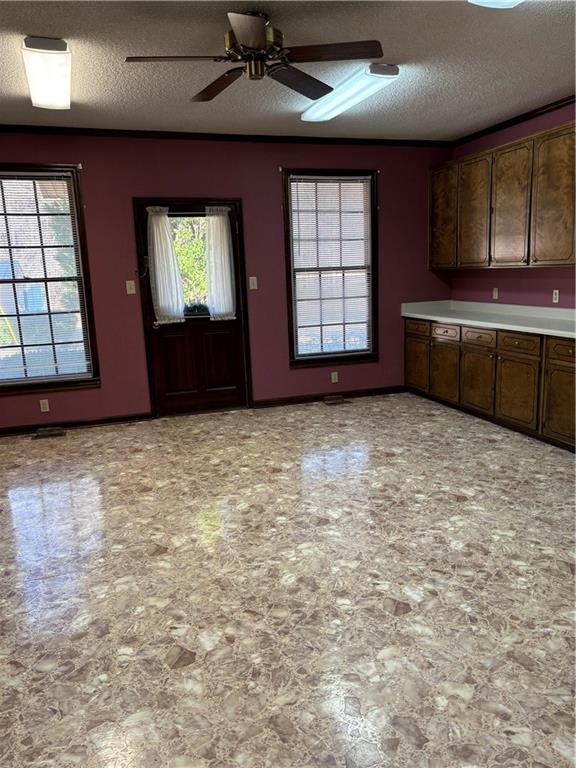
285;40;383;63
227;12;267;49
266;63;332;100
126;55;229;62
191;67;245;102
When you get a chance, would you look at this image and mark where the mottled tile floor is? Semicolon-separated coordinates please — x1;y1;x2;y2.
0;394;574;768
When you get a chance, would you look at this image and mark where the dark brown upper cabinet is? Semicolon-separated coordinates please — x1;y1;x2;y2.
490;140;533;266
457;154;492;268
530;126;575;266
428;121;575;270
429;165;458;269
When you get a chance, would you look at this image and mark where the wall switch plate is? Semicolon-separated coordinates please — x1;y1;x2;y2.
330;371;339;384
249;276;258;290
492;287;499;300
126;280;136;295
39;399;50;413
553;289;559;304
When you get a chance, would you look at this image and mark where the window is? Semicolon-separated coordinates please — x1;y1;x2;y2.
284;170;377;364
169;215;209;315
0;166;97;388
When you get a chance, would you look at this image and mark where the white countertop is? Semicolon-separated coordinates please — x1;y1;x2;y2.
401;300;575;339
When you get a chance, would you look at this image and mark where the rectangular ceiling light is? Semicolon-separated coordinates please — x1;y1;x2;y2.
301;64;399;123
468;0;524;7
21;36;71;109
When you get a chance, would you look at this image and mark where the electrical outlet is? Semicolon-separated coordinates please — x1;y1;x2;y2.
330;371;339;384
125;280;136;295
552;289;559;304
249;276;258;290
492;287;499;300
39;399;50;413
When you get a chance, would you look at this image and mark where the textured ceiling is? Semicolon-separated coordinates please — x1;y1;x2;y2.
0;1;574;140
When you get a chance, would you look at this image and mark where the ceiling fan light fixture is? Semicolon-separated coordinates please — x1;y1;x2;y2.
468;0;524;7
21;36;71;109
301;63;399;122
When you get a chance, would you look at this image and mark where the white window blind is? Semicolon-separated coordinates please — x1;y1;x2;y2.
0;171;94;385
287;174;374;359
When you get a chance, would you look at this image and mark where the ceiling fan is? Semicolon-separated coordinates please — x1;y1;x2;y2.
125;11;383;102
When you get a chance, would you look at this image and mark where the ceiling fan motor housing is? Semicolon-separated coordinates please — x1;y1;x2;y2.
224;25;284;63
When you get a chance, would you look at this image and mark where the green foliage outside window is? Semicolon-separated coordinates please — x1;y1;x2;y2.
170;217;208;313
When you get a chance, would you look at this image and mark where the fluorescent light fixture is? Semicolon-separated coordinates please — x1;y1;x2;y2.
468;0;524;7
301;63;399;122
21;36;71;109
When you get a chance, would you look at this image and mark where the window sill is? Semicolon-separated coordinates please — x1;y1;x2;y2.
289;352;378;369
0;377;101;396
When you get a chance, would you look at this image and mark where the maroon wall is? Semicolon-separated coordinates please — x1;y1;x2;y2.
0;133;450;428
449;102;575;308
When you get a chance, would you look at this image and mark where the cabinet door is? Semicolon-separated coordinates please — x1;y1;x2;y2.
405;336;430;392
541;360;575;446
429;166;458;269
530;127;575;266
430;341;459;403
460;347;495;415
491;141;533;266
458;154;491;268
495;353;540;430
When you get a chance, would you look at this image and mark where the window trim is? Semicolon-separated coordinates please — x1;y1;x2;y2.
0;163;100;393
283;168;379;368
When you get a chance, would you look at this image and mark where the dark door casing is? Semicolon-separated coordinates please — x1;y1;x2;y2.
133;198;251;416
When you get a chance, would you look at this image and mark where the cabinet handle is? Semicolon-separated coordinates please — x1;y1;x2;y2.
476;334;484;339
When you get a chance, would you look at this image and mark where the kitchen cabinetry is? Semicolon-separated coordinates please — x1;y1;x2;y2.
405;320;430;392
429;121;575;270
460;344;495;415
457;155;491;267
495;352;540;431
430;324;460;403
404;320;574;449
490;141;532;266
530;127;575;266
429;166;458;269
541;337;575;446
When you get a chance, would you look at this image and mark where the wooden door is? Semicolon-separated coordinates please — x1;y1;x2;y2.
429;165;458;269
460;346;495;415
134;198;250;416
491;141;533;266
541;360;575;446
530;126;575;266
430;341;459;403
458;154;491;268
495;352;539;430
405;336;430;392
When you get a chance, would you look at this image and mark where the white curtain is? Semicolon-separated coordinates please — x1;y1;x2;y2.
146;206;185;325
206;206;236;320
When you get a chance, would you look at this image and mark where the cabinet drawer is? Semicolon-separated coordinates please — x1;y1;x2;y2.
461;326;497;349
432;323;460;341
546;336;575;364
498;330;541;357
405;319;430;337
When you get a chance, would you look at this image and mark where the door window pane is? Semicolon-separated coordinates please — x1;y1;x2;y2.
169;216;209;315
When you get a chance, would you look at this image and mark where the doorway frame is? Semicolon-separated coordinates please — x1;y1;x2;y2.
133;197;253;415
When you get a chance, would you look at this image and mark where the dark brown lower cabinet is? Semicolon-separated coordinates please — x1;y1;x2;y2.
460;346;495;415
405;322;574;449
405;336;430;392
430;341;459;403
495;352;540;431
541;360;575;445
